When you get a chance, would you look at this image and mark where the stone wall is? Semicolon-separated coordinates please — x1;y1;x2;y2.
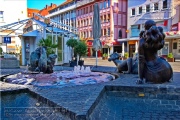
0;59;20;69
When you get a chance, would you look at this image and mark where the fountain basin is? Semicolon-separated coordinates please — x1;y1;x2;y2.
4;71;115;87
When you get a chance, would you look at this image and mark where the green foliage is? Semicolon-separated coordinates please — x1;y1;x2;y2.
74;41;87;60
103;53;108;57
66;38;78;49
0;47;3;55
38;37;58;56
168;53;174;58
124;52;129;58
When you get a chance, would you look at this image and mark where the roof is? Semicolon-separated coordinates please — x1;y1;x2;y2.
22;30;39;37
38;3;57;16
27;8;40;12
50;0;74;11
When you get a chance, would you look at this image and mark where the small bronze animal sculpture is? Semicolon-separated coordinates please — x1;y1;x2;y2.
29;46;57;73
108;52;138;74
137;20;173;84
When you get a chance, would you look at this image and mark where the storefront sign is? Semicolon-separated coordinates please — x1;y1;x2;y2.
171;22;180;31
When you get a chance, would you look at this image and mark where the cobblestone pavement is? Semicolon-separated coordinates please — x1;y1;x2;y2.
1;58;180;119
90;93;180;120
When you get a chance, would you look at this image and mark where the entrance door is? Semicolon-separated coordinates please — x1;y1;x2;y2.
129;44;135;57
25;39;30;65
161;42;169;56
57;35;63;64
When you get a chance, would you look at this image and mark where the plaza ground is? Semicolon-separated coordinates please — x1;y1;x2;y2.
1;58;180;119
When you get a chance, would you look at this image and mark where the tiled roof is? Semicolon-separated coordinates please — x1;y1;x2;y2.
57;0;74;7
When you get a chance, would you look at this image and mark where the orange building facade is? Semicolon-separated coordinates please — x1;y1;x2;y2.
38;3;57;16
27;8;39;18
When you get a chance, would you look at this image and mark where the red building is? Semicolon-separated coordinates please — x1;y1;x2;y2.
38;3;57;16
27;8;39;18
76;0;127;57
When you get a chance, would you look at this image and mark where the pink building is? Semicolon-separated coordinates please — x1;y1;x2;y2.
76;0;127;57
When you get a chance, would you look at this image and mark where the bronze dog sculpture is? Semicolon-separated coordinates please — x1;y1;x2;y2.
108;52;138;74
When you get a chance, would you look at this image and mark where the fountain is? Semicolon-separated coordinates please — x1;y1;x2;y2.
4;65;115;87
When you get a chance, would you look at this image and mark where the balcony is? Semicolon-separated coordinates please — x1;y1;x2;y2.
77;0;95;7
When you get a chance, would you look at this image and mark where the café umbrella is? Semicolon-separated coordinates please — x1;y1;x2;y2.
92;3;102;67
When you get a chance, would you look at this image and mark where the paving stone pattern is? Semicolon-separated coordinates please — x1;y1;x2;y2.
1;91;71;120
1;60;180;120
90;93;180;120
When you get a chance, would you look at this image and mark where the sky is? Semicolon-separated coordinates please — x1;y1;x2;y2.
27;0;66;10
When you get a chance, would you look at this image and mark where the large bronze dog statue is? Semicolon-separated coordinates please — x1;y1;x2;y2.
108;52;138;74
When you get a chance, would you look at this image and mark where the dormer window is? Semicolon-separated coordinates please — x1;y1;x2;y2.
154;2;159;11
163;0;167;9
146;4;150;12
139;7;142;14
0;11;4;22
131;8;135;16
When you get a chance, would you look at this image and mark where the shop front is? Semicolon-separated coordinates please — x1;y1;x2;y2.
164;22;180;59
86;40;101;57
127;38;138;57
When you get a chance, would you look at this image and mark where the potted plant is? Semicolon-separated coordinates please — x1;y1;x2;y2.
66;38;78;67
102;53;106;60
124;52;129;60
167;53;175;62
74;41;87;66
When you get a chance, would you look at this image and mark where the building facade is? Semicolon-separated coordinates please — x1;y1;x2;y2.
121;0;180;58
27;8;39;18
76;0;127;57
38;3;57;17
165;0;180;59
46;0;76;33
0;0;28;53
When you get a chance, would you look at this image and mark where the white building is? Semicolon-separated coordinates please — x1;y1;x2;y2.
46;0;76;33
0;0;28;53
118;0;180;58
45;0;77;64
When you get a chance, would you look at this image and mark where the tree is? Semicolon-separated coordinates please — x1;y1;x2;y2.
66;38;78;60
38;37;58;56
74;41;87;60
0;47;3;55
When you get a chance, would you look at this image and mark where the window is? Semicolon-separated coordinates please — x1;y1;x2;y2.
87;19;89;25
104;1;106;9
108;0;110;7
146;5;150;12
101;3;104;9
163;0;167;9
108;28;110;36
100;2;102;10
90;5;92;12
139;7;142;14
90;31;92;37
131;25;140;37
119;29;122;38
173;43;177;49
131;8;135;16
154;2;159;11
0;11;4;22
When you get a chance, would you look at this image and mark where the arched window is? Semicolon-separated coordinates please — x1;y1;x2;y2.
119;29;122;39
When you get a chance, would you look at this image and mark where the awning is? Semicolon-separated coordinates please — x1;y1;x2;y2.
117;38;128;42
22;30;39;37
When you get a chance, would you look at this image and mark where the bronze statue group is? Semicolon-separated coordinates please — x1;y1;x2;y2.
109;20;173;84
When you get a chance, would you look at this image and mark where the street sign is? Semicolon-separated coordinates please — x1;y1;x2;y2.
3;37;11;44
